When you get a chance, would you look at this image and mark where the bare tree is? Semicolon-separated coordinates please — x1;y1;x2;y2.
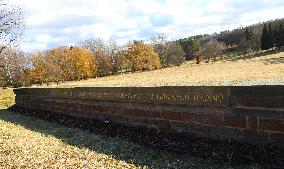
79;38;123;75
79;38;105;53
201;38;225;62
0;0;24;51
1;0;24;86
106;39;123;74
0;47;29;87
0;0;25;87
151;34;186;67
151;33;168;56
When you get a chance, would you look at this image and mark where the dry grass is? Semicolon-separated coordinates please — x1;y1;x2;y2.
0;88;14;109
0;110;140;168
34;52;284;88
0;109;260;169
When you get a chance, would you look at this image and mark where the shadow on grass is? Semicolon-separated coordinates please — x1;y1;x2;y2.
0;107;281;169
0;108;226;169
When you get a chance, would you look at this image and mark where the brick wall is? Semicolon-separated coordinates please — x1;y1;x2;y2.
13;86;284;146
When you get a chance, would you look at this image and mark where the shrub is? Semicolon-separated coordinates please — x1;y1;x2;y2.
161;42;185;67
201;39;224;62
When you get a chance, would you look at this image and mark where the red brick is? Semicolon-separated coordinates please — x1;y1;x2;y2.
246;116;258;129
78;104;87;110
160;111;181;121
87;108;101;116
181;112;196;122
146;110;160;118
182;112;223;125
259;118;284;132
204;114;224;125
77;104;91;115
124;108;146;117
85;104;97;111
110;107;123;115
95;105;110;112
224;113;246;128
93;105;115;114
65;102;75;110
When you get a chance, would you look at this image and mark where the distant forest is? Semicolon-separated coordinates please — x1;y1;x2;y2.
177;18;284;60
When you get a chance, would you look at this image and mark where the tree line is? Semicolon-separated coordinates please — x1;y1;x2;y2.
261;22;284;50
176;18;284;62
22;37;186;86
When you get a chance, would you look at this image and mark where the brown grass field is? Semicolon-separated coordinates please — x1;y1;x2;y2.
34;51;284;88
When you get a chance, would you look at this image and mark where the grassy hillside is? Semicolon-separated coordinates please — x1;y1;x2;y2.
34;51;284;88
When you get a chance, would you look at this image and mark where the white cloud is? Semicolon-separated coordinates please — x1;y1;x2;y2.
35;34;51;42
8;0;284;52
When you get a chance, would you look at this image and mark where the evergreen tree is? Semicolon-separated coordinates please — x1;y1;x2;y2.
274;26;280;48
244;28;256;51
261;23;269;50
280;23;284;47
268;22;274;49
275;23;284;49
245;28;252;40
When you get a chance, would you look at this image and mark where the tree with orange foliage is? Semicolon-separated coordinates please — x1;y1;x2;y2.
45;47;70;82
125;41;161;72
28;52;49;84
194;51;203;64
29;46;98;84
66;46;97;80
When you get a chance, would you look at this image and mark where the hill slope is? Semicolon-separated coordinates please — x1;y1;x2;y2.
35;52;284;88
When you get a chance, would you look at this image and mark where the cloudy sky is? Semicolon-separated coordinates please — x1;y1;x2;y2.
11;0;284;52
